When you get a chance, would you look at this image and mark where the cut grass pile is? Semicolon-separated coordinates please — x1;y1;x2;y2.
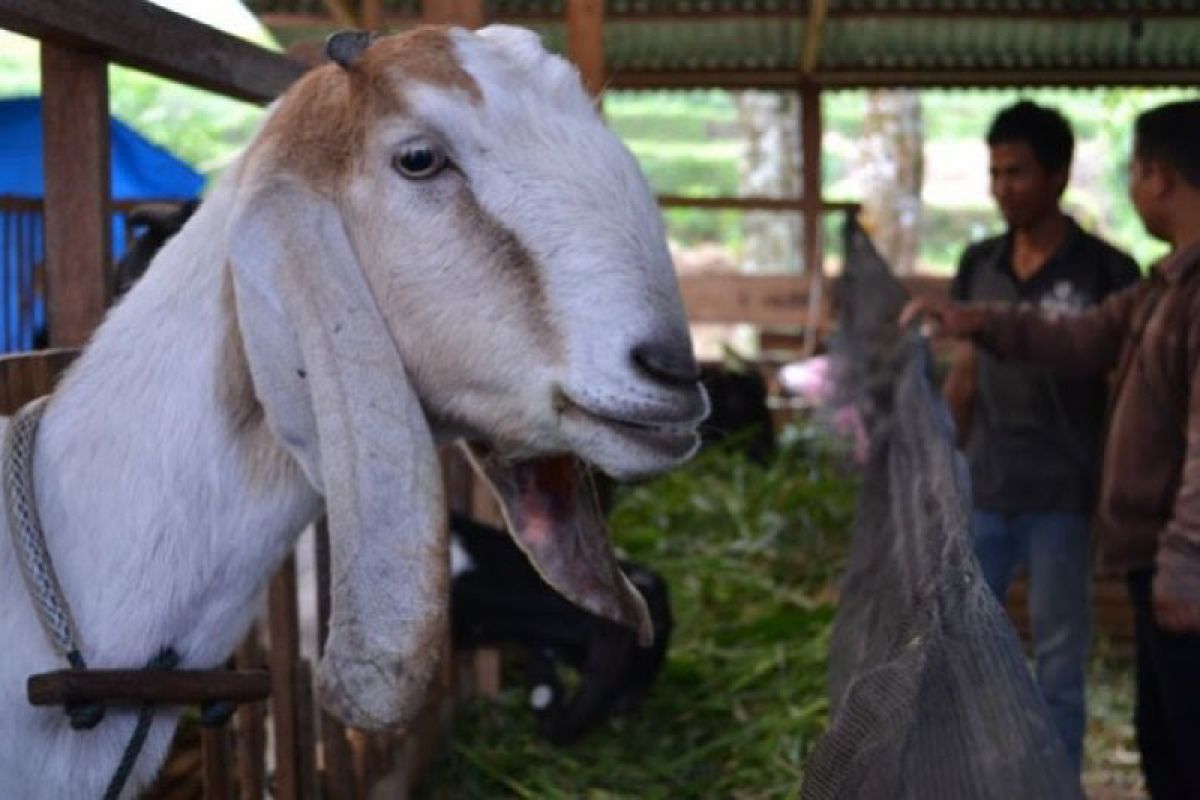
417;421;1142;799
418;423;858;799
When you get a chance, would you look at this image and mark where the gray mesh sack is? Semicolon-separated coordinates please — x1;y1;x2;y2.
799;219;1082;800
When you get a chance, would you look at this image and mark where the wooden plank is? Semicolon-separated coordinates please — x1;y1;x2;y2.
681;275;810;327
361;0;384;29
679;273;950;326
0;349;79;414
27;669;271;706
422;0;485;28
40;44;110;348
234;635;267;800
566;0;605;97
295;659;319;800
659;195;859;214
201;726;235;800
800;0;829;74
800;84;824;355
321;0;358;28
314;519;357;800
0;0;304;104
268;557;304;800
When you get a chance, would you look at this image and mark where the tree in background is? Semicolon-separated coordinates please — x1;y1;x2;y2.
734;91;803;274
858;90;923;275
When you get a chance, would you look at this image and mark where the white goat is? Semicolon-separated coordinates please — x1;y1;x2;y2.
0;25;706;798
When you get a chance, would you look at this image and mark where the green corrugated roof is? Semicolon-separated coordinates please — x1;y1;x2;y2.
249;0;1200;87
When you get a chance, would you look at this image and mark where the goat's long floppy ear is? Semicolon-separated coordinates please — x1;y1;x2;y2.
228;182;447;731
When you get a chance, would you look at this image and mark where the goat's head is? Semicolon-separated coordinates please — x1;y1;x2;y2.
226;25;706;730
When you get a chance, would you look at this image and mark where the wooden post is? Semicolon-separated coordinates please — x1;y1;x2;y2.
315;519;358;800
268;557;305;800
566;0;605;98
40;44;111;347
234;635;267;800
800;83;824;355
361;0;384;30
201;727;235;800
422;0;484;28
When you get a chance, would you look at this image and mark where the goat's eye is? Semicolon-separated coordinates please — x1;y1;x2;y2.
392;143;446;180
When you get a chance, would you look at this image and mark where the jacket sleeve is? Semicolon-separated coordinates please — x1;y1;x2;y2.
1155;292;1200;605
972;280;1148;378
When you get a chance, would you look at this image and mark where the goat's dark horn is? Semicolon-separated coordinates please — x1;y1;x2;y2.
325;30;378;69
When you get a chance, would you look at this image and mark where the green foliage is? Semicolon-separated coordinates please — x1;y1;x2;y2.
107;66;264;185
418;423;859;799
0;32;266;190
607;87;1192;272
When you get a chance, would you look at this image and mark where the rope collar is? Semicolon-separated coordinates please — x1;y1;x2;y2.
3;396;177;799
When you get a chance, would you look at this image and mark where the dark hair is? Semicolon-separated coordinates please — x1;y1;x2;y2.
1135;100;1200;189
986;100;1074;175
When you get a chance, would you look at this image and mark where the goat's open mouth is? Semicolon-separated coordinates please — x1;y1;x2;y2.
462;446;653;643
554;391;698;455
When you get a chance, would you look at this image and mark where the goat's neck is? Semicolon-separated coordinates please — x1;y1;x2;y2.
17;178;321;673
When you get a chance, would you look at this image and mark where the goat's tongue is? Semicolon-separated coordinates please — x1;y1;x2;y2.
466;450;652;645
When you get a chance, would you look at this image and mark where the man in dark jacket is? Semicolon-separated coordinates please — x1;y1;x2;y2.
905;100;1200;800
943;100;1140;771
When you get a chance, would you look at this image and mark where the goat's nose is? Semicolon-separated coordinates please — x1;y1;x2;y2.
631;341;700;387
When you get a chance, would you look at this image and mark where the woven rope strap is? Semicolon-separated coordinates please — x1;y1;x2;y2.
3;396;86;664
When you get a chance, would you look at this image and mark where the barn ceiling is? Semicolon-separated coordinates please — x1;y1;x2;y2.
244;0;1200;88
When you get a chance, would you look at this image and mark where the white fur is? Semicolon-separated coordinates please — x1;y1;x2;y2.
0;25;704;797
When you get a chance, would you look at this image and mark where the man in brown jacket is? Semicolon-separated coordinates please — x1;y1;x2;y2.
903;100;1200;799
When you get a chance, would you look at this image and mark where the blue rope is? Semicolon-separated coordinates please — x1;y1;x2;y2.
101;647;180;800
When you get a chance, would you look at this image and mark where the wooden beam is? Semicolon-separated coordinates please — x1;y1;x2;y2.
607;65;1200;91
800;84;823;354
680;275;813;327
800;0;829;74
268;558;304;800
40;44;110;348
321;0;358;28
422;0;484;28
659;195;858;214
0;0;304;104
567;0;605;97
678;273;949;326
27;669;271;706
814;67;1200;89
609;69;802;90
361;0;385;30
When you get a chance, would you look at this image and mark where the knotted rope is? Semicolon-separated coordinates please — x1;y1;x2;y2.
4;396;178;799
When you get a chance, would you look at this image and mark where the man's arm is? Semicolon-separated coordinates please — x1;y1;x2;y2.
903;280;1148;378
942;343;975;447
1154;299;1200;634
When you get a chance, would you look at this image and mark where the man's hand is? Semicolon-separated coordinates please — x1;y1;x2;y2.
899;297;986;339
1153;578;1200;634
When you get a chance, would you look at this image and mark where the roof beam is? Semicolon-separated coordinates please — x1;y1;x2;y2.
321;0;358;28
422;0;484;28
800;0;829;74
0;0;303;104
567;0;606;96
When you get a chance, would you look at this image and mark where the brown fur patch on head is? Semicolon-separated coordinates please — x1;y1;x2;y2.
454;187;563;363
249;26;481;192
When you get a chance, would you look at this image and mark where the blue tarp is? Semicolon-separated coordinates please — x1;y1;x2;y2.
0;96;204;200
0;97;203;351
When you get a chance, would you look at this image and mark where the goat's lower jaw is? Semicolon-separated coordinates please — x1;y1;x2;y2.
463;448;653;643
